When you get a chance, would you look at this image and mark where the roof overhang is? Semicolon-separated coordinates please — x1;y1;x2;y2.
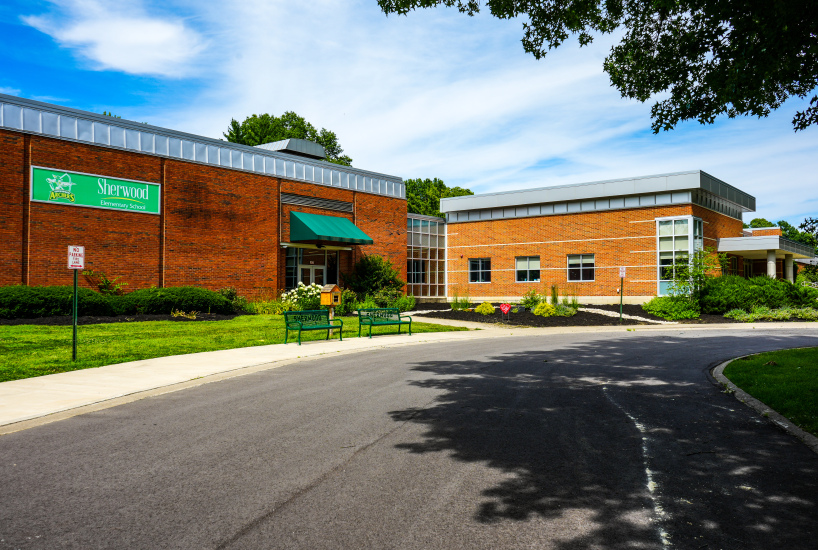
717;236;815;260
440;170;755;214
289;211;374;245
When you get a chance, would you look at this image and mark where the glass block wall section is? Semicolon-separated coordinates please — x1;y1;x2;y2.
407;214;446;298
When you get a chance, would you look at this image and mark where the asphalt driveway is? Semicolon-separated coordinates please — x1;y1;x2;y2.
1;328;817;549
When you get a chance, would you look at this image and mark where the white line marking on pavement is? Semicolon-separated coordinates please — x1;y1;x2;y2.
602;386;672;548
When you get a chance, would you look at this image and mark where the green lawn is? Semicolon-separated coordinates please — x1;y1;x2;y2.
0;315;467;383
723;347;818;436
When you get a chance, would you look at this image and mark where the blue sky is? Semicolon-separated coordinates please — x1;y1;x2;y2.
2;0;816;225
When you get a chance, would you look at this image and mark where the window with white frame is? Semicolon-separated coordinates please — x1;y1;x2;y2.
516;256;540;282
567;254;594;281
469;258;491;283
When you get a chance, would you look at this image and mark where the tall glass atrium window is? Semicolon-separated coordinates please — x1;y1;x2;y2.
658;217;702;295
407;214;446;298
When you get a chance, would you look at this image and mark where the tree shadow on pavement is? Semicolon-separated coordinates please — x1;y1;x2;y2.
389;333;818;550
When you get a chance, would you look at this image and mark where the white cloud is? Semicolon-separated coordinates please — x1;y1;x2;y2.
25;0;814;223
23;0;205;77
0;86;22;96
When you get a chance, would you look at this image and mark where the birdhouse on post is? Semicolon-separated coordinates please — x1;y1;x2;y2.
320;284;341;307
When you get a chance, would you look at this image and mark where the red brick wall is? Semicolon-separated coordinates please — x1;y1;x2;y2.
354;193;407;285
25;133;163;289
447;204;744;300
0;130;26;286
163;160;280;294
0;129;407;298
747;228;782;236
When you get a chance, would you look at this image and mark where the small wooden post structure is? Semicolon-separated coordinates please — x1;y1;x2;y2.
320;284;342;336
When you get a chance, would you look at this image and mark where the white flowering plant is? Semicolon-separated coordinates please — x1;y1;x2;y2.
280;282;322;311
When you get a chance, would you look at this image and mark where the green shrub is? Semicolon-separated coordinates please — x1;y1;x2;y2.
115;286;235;315
217;287;250;313
793;307;818;320
342;255;404;297
393;294;416;312
246;299;291;315
520;289;541;309
279;283;322;311
82;269;128;295
475;302;495;315
372;288;403;308
550;284;560;305
334;289;359;316
451;289;471;311
553;304;577;317
355;297;378;311
699;276;818;314
533;302;556;317
724;306;818;322
724;308;748;321
642;296;700;320
0;285;115;318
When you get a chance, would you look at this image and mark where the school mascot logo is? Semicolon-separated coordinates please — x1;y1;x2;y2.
47;173;76;202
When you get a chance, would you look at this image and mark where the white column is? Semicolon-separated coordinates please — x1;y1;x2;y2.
767;250;777;278
785;254;794;282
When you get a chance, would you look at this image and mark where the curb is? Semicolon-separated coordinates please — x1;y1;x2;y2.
711;354;818;456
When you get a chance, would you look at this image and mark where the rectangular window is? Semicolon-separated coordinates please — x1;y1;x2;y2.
469;258;491;283
285;248;302;290
744;260;753;278
567;254;594;281
407;259;425;284
694;218;704;251
516;256;541;282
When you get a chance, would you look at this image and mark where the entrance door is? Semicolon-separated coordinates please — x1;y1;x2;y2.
299;265;325;286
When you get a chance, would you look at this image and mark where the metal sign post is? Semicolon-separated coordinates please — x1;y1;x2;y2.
68;246;85;361
619;266;626;322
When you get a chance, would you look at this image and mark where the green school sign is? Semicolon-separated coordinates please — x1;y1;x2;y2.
31;167;161;215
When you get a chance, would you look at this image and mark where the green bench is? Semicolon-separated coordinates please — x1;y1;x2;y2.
284;310;344;345
358;308;412;338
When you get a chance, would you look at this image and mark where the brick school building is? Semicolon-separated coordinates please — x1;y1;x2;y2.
0;94;407;298
1;94;812;304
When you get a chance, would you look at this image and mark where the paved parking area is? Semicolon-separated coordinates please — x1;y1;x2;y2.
1;328;817;549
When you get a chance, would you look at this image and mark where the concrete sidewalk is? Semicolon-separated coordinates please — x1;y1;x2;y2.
2;319;816;433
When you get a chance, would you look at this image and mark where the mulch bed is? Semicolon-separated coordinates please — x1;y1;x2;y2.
0;313;242;326
418;303;746;326
413;302;454;311
583;303;741;324
418;308;647;327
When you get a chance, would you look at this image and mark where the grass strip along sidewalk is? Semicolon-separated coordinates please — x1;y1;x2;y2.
0;315;467;383
723;347;818;437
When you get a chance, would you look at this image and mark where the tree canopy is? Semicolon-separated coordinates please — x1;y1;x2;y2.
377;0;818;132
224;112;352;166
747;218;776;228
745;218;818;253
405;177;473;218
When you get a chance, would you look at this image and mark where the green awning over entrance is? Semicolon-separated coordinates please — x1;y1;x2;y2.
289;211;374;245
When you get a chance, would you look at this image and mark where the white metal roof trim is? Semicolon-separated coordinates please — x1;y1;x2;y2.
717;236;815;258
0;95;404;201
440;170;754;213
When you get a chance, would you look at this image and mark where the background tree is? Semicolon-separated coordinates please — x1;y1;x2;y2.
378;0;818;132
224;112;352;166
746;218;776;229
405;177;473;218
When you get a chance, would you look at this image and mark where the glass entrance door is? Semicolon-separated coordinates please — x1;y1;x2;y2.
299;266;325;286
